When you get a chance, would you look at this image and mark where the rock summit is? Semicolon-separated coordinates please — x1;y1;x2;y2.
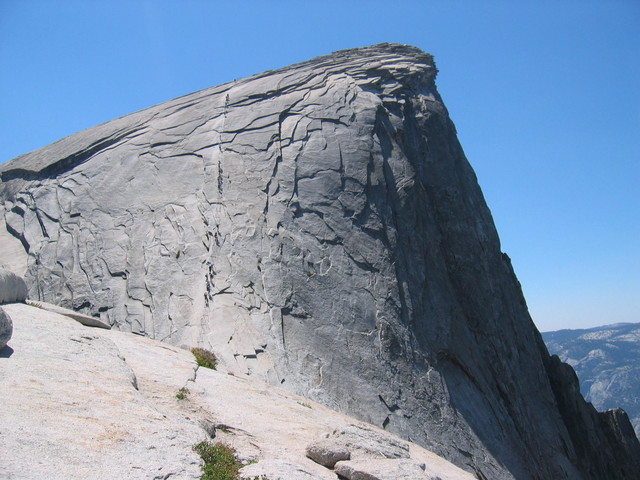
1;44;638;479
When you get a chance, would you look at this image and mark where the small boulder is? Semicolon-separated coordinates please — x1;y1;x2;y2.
0;307;13;348
0;268;28;304
306;438;351;468
334;459;438;480
332;424;410;459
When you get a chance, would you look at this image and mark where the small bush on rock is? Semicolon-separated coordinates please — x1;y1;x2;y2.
176;387;190;400
193;441;266;480
192;347;218;370
193;441;241;480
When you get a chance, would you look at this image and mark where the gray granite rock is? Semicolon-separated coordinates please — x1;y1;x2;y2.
543;322;640;438
543;354;640;479
306;425;410;469
1;302;473;480
0;205;28;276
328;424;410;460
0;303;203;479
1;44;638;479
0;307;12;348
334;458;437;480
240;460;326;480
26;299;110;329
0;268;27;304
306;438;351;468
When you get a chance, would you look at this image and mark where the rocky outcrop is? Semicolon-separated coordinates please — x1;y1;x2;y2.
1;44;638;479
334;459;437;480
0;308;12;348
542;353;640;480
26;299;111;329
0;268;28;304
0;303;203;479
0;302;473;480
543;322;640;438
306;424;409;470
306;440;351;468
0;267;26;348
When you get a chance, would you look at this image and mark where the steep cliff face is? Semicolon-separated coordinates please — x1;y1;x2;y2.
1;44;638;479
543;322;640;438
543;352;640;479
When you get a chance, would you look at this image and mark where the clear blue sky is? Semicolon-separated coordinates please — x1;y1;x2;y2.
1;0;638;332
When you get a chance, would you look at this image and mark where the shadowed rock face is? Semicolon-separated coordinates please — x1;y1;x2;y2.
543;322;640;439
1;44;638;479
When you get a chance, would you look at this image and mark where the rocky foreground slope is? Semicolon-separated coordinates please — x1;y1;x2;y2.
1;301;473;480
543;323;640;438
1;44;639;479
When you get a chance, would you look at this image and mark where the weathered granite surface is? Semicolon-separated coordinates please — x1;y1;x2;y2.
334;458;437;480
0;267;28;304
0;303;203;479
0;307;12;348
27;298;111;329
0;302;473;480
1;44;638;479
543;353;640;480
0;204;28;277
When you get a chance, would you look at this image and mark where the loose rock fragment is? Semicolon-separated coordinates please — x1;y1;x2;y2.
0;308;13;348
0;268;27;304
27;300;111;329
334;458;437;480
306;438;351;468
332;424;410;460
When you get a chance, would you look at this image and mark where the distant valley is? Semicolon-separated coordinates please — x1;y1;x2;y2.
543;322;640;438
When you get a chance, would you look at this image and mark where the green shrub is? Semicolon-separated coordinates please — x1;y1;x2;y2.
193;441;266;480
176;387;190;400
193;441;242;480
192;347;218;370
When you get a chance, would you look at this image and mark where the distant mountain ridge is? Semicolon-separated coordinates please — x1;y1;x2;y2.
543;322;640;438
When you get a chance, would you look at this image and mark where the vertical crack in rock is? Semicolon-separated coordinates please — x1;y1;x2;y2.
1;43;638;480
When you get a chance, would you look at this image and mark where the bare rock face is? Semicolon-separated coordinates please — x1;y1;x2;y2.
26;299;111;329
543;354;640;480
3;302;472;480
543;322;640;438
1;44;638;479
334;459;436;480
0;307;13;348
0;268;28;304
324;424;410;460
306;423;409;469
0;303;203;479
306;440;351;468
239;460;327;480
